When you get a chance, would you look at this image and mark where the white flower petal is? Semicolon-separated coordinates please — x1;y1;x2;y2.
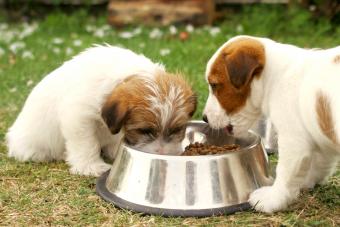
9;42;26;53
94;29;105;38
160;48;171;56
66;47;74;55
73;39;82;46
22;50;34;59
0;27;17;43
236;24;244;33
19;22;38;39
149;28;163;39
169;25;177;35
119;31;134;39
101;24;111;31
52;47;60;54
85;25;95;32
26;80;34;86
309;5;316;11
132;27;142;35
52;37;64;44
209;27;221;36
186;24;194;33
0;23;9;30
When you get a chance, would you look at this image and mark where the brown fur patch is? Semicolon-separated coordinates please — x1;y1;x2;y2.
102;75;155;134
316;91;338;144
208;37;265;114
102;72;197;145
333;55;340;64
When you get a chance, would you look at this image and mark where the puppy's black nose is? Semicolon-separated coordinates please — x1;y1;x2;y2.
202;114;208;123
226;124;233;134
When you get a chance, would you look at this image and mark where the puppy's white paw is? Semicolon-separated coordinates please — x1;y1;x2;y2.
70;162;111;177
248;186;291;213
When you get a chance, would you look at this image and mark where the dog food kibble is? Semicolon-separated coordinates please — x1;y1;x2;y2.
181;142;240;156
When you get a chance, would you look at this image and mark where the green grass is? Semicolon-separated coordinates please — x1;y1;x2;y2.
1;5;339;226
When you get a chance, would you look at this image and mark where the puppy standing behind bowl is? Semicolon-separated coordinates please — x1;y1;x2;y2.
6;45;197;177
203;35;340;213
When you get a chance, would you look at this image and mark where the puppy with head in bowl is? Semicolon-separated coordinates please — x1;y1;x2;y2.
6;45;197;177
203;35;340;213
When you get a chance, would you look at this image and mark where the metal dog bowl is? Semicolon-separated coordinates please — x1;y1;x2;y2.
251;116;278;154
96;121;273;217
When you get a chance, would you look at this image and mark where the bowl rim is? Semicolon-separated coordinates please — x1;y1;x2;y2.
122;121;262;160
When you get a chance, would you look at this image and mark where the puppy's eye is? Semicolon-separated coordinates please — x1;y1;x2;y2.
169;127;183;135
124;137;135;146
137;128;155;135
210;83;219;90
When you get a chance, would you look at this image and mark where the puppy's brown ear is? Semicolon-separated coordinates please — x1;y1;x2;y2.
102;100;130;134
224;48;264;89
188;93;198;117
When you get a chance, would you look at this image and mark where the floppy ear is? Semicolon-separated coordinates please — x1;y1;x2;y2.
101;100;130;134
224;50;263;89
188;93;198;117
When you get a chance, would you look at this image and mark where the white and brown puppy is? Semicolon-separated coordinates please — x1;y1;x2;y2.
6;45;196;177
203;35;340;213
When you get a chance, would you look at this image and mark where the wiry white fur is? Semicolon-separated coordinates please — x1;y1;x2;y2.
141;82;187;155
6;45;168;177
204;35;340;213
148;85;186;128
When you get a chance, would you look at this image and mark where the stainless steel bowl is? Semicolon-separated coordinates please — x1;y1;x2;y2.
251;116;278;154
96;121;273;217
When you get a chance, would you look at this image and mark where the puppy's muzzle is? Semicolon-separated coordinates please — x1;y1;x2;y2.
226;124;234;135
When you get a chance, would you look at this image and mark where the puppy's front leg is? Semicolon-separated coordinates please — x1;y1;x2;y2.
65;137;111;177
249;134;312;213
61;114;111;177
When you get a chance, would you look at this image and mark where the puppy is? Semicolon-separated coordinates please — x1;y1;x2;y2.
6;45;197;177
203;35;340;213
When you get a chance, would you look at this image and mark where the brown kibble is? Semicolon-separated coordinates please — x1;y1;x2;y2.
199;149;210;155
181;143;240;156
